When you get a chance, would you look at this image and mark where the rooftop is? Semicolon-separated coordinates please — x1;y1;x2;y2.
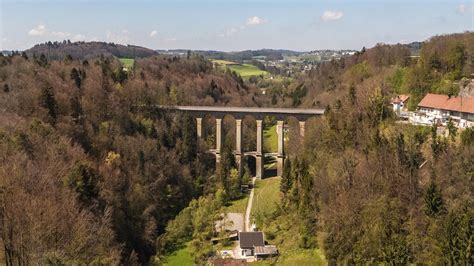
254;245;278;256
418;94;474;114
239;232;264;249
391;94;410;104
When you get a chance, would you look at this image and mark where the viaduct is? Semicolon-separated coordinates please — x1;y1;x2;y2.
159;106;325;178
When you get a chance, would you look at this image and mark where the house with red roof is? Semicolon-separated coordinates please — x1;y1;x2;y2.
417;93;474;125
391;94;410;113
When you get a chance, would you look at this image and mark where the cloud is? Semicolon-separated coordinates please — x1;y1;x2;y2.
72;34;86;41
150;30;158;38
457;4;474;14
51;31;71;38
219;16;267;38
106;29;129;44
246;16;267;26
321;10;344;21
219;27;238;37
28;24;47;36
28;24;77;39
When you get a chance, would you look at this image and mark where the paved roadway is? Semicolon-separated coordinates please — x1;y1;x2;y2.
244;177;256;232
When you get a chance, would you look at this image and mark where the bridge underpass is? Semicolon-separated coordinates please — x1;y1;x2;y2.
159;105;324;178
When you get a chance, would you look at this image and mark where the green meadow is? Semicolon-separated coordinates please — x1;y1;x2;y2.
119;58;135;70
212;60;269;78
228;64;268;78
162;242;194;266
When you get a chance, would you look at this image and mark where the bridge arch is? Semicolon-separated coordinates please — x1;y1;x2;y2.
160;105;324;178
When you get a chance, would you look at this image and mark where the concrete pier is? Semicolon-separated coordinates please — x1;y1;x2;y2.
161;105;324;178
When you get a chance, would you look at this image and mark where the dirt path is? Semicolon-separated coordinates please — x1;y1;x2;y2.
244;177;256;232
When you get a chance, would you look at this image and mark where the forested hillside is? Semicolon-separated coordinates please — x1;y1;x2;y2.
284;32;474;109
0;32;473;265
25;41;157;60
259;32;474;264
0;53;262;264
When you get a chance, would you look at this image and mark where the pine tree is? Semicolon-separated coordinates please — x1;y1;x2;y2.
180;114;197;164
280;158;292;195
439;204;473;265
70;68;82;89
348;83;357;105
288;157;300;207
446;118;457;142
39;86;58;124
424;181;445;217
64;162;100;207
218;143;236;196
37;53;48;67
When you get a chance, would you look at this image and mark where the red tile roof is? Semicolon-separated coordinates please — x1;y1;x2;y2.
391;94;410;104
418;94;474;114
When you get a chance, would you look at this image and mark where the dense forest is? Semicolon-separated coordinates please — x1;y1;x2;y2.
26;41;158;60
290;32;474;110
0;32;473;265
0;52;263;264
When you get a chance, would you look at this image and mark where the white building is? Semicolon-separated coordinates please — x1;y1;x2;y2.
391;94;410;114
417;93;474;127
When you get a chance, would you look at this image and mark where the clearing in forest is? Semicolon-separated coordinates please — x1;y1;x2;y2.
119;58;135;70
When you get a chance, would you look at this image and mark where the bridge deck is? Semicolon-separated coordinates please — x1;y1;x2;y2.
159;105;324;118
169;105;324;114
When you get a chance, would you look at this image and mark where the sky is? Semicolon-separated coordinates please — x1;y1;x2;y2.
0;0;473;51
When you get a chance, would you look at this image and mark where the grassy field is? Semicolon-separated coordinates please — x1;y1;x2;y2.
119;58;135;70
251;177;327;265
212;59;237;65
228;64;268;78
162;242;194;266
251;176;281;225
223;193;249;214
212;60;269;78
263;125;278;153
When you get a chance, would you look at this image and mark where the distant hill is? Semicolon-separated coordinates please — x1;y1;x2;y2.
25;41;157;60
1;50;13;56
404;41;423;55
157;49;304;61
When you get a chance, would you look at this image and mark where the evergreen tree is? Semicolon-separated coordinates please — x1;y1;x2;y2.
179;114;197;164
64;54;73;63
460;127;474;146
424;181;445;217
446;118;457;142
280;158;292;195
439;204;473;265
39;86;58;124
37;53;48;67
288;157;300;207
218;143;236;196
70;68;82;89
348;83;357;105
64;162;100;207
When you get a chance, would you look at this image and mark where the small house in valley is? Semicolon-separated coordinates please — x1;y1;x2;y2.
391;94;410;114
238;232;278;259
